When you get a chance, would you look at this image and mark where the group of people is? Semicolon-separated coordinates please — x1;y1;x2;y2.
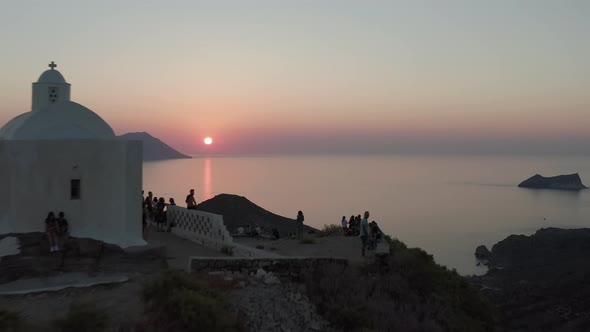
341;211;383;256
342;214;365;236
142;191;177;233
45;211;69;252
141;189;198;234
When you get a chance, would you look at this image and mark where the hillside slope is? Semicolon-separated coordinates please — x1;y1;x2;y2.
195;194;317;235
119;132;191;161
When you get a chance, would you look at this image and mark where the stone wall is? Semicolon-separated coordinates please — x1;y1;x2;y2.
189;257;348;279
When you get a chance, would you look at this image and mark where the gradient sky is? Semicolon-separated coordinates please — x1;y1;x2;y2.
0;0;589;155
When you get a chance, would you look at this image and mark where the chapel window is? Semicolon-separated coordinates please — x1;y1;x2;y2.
70;179;81;200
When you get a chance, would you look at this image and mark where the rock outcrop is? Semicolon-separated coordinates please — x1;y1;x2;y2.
470;228;590;330
518;173;587;190
119;131;191;161
474;245;491;260
196;194;318;236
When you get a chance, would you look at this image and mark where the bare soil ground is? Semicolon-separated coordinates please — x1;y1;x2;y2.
235;234;388;263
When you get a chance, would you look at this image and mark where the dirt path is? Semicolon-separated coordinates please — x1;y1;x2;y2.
144;226;227;270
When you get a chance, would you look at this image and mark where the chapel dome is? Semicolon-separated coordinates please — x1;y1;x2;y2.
37;69;67;84
0;101;115;140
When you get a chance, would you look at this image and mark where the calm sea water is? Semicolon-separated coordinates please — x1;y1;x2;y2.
143;154;590;275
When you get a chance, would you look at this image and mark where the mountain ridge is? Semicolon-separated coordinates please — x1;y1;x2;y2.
119;131;191;161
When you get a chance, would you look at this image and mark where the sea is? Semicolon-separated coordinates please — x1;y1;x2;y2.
143;154;590;275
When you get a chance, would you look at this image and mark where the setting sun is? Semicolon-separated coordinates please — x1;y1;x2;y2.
204;137;213;145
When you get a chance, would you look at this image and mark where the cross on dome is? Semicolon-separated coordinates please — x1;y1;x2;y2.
48;61;57;70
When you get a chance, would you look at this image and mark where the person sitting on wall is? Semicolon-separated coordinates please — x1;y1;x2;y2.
237;226;245;235
45;212;59;252
272;228;280;240
186;189;197;210
56;211;69;237
254;225;262;236
56;211;71;251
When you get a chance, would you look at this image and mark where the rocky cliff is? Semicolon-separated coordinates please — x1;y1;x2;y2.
518;173;587;190
119;132;191;161
471;228;590;331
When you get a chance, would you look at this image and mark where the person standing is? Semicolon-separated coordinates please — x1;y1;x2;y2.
186;189;197;210
360;211;370;257
341;216;348;235
296;210;305;240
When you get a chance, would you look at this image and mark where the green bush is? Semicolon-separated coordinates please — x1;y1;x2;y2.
52;302;109;332
141;270;241;332
0;309;22;332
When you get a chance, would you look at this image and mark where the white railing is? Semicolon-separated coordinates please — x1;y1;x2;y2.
166;206;233;250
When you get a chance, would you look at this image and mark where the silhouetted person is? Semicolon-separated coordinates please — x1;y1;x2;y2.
368;221;383;250
166;198;176;232
341;216;348;235
296;210;305;240
156;197;166;231
145;199;152;218
56;211;70;250
45;212;59;252
56;211;69;236
186;189;197;210
348;215;355;235
360;211;370;257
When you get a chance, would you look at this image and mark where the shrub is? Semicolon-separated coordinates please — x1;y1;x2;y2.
141;270;241;331
0;309;22;332
52;302;109;332
383;233;407;253
319;224;343;237
301;244;497;332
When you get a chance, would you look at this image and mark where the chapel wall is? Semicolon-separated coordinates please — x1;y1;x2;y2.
0;140;144;247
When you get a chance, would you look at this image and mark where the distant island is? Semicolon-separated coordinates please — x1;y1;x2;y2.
119;132;191;161
517;173;587;190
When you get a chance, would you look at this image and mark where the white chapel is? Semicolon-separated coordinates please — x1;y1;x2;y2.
0;62;145;247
